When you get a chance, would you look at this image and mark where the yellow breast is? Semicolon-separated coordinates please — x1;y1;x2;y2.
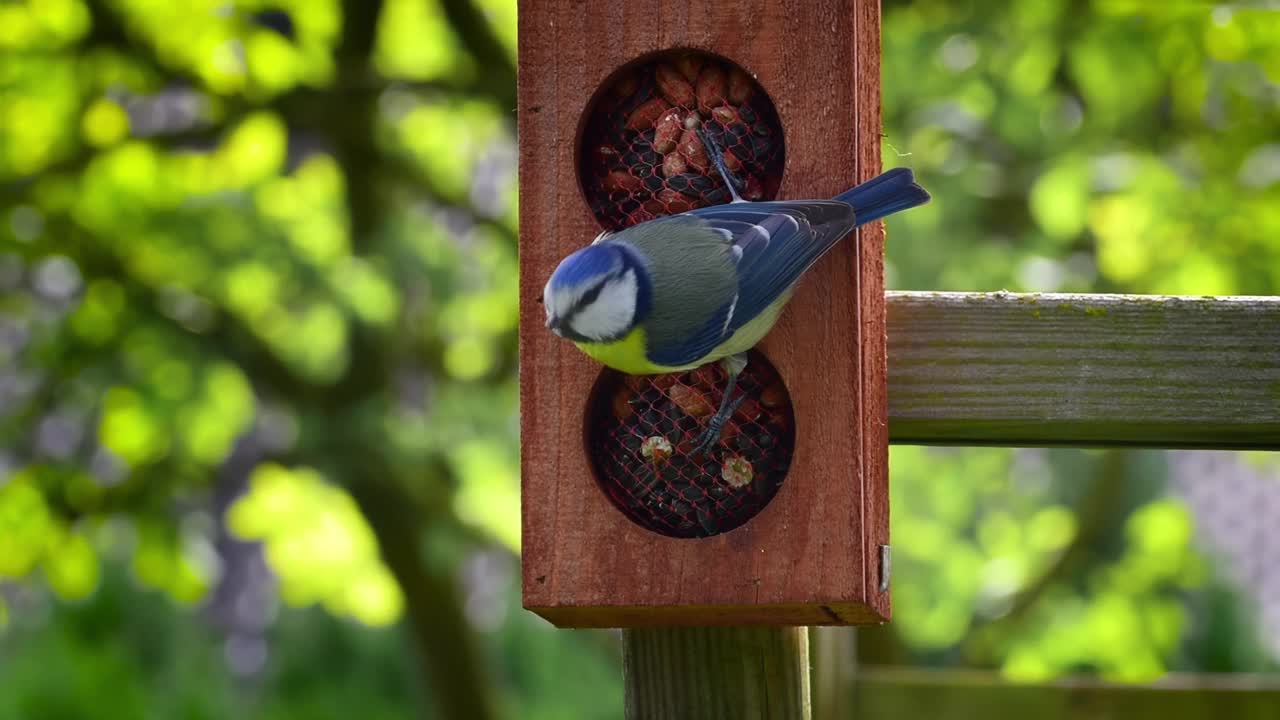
574;291;792;374
575;327;683;374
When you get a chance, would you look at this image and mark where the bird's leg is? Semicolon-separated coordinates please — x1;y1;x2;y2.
694;126;745;203
693;352;749;457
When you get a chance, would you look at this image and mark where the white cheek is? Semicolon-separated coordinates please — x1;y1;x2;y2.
551;286;581;319
570;272;637;341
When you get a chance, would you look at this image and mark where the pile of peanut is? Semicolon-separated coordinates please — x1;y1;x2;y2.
582;52;783;229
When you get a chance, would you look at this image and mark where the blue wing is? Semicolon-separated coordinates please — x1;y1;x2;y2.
637;169;929;368
641;200;855;367
644;294;735;367
689;200;857;334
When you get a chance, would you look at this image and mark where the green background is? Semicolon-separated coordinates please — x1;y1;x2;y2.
1;0;1277;717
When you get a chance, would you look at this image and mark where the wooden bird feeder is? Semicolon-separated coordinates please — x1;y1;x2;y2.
519;0;890;627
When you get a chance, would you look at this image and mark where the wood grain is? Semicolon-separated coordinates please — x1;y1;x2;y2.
855;0;891;622
887;292;1280;449
853;669;1280;720
519;0;888;627
623;627;810;720
810;627;858;720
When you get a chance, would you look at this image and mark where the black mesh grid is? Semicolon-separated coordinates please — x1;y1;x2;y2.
585;351;795;539
579;50;786;230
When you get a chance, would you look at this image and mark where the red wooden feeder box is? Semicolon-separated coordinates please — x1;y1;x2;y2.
519;0;890;627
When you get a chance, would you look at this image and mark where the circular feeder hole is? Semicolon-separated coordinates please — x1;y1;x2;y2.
578;49;786;231
585;350;795;539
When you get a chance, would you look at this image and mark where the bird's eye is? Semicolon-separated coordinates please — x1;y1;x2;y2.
579;283;605;307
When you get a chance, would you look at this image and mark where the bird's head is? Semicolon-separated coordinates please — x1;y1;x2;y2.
543;242;651;344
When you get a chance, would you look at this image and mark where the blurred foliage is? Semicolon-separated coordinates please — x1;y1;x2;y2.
883;0;1280;296
0;0;1277;717
878;0;1280;682
0;556;620;720
228;464;403;626
889;447;1214;681
1;0;533;716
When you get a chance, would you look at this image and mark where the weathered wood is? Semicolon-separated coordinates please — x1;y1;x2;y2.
853;668;1280;720
887;292;1280;449
519;0;890;627
809;627;858;720
624;627;810;720
855;0;892;625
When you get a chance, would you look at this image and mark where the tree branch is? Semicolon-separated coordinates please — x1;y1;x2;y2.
82;0;203;90
439;0;517;110
344;461;500;720
964;450;1132;662
378;152;517;249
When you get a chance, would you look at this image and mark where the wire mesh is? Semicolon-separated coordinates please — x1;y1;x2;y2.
586;350;794;539
579;50;786;230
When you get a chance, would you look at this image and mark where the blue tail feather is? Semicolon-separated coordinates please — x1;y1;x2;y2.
834;167;931;225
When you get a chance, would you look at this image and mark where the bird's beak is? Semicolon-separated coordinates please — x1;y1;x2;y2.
545;315;562;335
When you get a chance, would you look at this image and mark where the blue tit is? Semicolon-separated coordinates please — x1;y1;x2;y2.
543;135;929;454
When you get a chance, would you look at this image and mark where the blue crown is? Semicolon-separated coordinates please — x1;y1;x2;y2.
550;245;622;288
548;242;653;323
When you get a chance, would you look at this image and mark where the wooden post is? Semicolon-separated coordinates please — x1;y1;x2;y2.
811;627;859;720
623;627;811;720
518;0;884;716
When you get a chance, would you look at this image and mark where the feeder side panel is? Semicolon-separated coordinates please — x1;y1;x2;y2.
519;0;888;626
857;0;891;622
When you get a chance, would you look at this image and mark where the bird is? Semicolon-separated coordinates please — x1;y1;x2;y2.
543;129;930;455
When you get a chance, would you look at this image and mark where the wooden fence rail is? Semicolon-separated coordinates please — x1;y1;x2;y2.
888;292;1280;449
852;668;1280;720
625;291;1280;719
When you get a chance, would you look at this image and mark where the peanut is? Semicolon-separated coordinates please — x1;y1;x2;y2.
655;63;696;107
625;96;670;131
728;68;754;104
696;64;728;116
653;108;684;154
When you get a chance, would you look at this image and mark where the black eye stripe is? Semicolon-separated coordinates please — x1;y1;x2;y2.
578;283;605;307
564;269;630;323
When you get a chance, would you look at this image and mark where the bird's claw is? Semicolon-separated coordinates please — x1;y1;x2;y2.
691;393;747;458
